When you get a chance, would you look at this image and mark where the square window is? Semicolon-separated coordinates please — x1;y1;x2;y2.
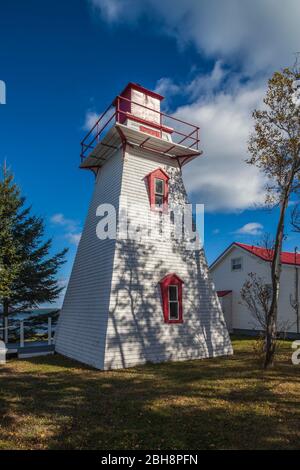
231;257;242;271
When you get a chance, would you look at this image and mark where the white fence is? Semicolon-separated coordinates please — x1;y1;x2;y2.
0;316;54;346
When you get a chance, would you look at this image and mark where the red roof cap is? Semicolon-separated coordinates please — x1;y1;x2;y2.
119;82;165;101
235;243;300;266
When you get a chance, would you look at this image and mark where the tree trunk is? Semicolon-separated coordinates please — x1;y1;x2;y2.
264;175;294;369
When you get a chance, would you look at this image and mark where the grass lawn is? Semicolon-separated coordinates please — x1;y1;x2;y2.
0;336;299;450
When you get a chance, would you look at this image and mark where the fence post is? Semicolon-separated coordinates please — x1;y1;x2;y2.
4;317;8;344
48;317;52;345
20;320;24;348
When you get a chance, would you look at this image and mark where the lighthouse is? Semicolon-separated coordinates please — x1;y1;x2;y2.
55;83;232;369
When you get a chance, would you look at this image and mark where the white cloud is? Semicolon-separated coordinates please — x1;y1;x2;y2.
155;61;228;104
65;232;82;246
51;213;81;246
51;213;65;224
154;62;267;212
235;222;264;235
89;0;300;74
186;61;229;99
175;72;266;212
88;0;125;22
51;213;78;232
83;110;100;131
155;78;181;99
212;228;220;235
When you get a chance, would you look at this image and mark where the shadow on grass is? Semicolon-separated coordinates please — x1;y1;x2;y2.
0;341;299;450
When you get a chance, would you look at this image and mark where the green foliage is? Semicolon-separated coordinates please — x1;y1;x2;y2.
247;64;300;368
248;67;300;204
0;165;67;316
0;169;22;301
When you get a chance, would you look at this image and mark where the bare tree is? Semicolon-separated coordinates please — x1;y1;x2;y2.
247;65;300;368
291;204;300;232
241;271;292;348
241;272;271;332
240;235;274;335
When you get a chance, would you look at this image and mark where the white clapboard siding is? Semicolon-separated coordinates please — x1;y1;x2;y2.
55;149;124;368
56;143;232;369
211;244;300;334
103;147;232;369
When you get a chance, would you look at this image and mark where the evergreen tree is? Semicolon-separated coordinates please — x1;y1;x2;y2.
0;165;67;337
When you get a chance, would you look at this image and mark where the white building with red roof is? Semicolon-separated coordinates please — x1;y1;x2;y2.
210;242;300;337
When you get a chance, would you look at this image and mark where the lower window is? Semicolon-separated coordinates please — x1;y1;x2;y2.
159;273;184;324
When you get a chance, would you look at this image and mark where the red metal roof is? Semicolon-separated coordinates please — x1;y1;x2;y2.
217;290;232;297
235;243;300;266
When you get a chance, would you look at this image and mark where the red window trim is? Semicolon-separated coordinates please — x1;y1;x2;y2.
146;167;169;213
159;273;184;324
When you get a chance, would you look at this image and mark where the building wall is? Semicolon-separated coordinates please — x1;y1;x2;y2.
55;149;124;368
103;146;232;369
219;294;233;332
278;265;299;333
211;245;300;334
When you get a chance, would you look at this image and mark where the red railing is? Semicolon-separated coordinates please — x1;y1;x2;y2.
80;95;200;161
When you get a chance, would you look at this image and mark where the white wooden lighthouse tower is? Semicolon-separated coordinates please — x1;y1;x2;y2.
55;83;232;369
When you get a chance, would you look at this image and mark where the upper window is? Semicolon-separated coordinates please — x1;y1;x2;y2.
231;257;242;271
154;178;165;208
159;273;184;323
146;168;169;212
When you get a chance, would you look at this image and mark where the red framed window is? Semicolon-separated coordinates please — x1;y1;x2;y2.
159;273;184;324
146;168;169;212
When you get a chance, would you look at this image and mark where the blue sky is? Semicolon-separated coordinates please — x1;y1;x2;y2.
0;0;299;306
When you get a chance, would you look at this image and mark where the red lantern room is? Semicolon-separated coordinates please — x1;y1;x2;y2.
80;82;202;171
116;82;173;140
